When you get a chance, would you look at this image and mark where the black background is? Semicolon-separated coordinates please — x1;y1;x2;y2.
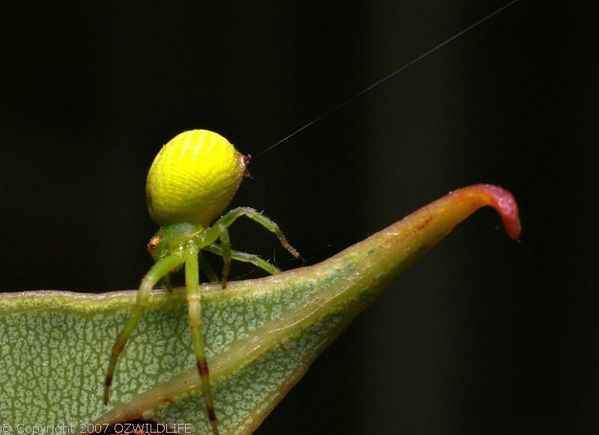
1;1;598;434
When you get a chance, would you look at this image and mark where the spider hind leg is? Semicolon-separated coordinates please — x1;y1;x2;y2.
206;244;281;276
213;206;300;258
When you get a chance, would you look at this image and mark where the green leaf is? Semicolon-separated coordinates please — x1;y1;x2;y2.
0;184;520;434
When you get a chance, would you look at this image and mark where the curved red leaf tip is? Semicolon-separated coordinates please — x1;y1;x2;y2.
461;183;521;240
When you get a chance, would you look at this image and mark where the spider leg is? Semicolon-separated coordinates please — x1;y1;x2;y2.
205;244;281;275
210;206;300;258
185;247;219;435
103;252;184;405
198;251;219;283
162;274;173;291
217;224;232;288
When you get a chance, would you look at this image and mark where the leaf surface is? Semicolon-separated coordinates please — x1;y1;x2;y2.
0;184;520;434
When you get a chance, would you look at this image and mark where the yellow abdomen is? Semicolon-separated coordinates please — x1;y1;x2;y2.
146;130;245;226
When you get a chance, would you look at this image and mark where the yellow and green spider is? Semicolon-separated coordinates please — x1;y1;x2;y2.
103;129;299;435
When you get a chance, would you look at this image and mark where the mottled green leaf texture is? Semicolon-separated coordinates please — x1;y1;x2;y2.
0;185;520;434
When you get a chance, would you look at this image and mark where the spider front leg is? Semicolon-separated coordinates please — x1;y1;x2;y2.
103;253;184;405
185;246;219;435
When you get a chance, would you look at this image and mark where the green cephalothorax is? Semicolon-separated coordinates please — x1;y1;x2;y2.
147;222;202;261
104;130;299;435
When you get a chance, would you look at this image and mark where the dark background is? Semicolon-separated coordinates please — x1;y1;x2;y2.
1;1;597;434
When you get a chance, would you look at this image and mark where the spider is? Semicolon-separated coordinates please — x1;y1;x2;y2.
103;129;299;435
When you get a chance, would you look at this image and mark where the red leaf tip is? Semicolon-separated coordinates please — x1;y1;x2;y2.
471;183;521;240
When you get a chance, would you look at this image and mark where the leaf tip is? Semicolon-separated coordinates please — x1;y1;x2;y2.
457;184;521;240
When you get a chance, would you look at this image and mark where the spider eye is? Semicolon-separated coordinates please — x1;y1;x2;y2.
147;236;160;252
